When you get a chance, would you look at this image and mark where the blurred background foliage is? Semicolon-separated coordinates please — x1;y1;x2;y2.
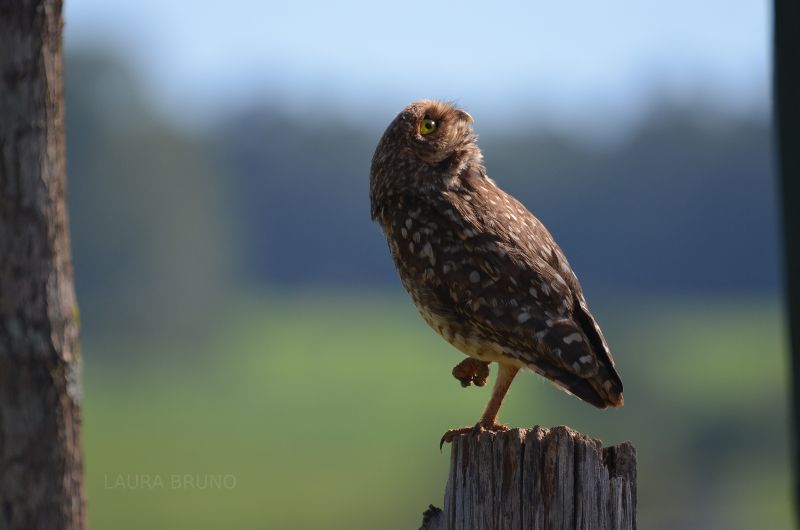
62;1;787;529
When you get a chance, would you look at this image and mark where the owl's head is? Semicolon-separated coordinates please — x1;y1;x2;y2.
383;99;477;165
370;100;481;220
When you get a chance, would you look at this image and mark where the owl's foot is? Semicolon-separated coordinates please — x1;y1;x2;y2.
451;358;490;388
439;421;509;449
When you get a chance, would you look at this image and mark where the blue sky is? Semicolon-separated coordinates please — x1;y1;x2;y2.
64;0;770;132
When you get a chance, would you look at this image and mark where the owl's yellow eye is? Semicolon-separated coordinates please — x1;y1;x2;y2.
420;116;437;135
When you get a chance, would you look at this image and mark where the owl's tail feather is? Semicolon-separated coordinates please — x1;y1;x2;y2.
534;362;624;409
571;298;624;408
535;318;624;408
588;366;625;408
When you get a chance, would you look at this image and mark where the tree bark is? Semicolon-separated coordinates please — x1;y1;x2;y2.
421;426;636;530
774;0;800;521
0;1;86;529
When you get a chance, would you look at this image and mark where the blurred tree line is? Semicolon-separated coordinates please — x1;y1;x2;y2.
65;50;778;340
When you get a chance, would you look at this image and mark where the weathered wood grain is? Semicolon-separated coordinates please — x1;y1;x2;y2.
420;426;636;530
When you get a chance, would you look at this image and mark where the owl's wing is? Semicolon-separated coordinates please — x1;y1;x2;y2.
431;182;623;408
447;231;622;407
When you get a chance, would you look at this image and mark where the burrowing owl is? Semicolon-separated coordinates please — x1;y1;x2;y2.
370;100;623;443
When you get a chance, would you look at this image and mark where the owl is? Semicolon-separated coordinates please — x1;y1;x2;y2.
370;100;623;444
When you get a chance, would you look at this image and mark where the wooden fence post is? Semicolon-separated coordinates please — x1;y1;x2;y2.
420;426;636;530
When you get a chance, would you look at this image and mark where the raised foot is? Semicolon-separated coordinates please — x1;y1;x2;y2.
452;358;490;388
440;422;509;449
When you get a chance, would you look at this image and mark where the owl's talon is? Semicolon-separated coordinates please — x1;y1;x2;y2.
452;358;490;389
440;426;473;449
439;421;509;450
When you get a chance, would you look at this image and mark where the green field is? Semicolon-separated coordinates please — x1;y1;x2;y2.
82;293;791;530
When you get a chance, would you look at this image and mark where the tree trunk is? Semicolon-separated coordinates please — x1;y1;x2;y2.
421;426;636;530
774;0;800;521
0;1;86;529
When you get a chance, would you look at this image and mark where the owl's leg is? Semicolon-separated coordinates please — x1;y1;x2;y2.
451;357;490;387
477;363;519;427
440;364;520;448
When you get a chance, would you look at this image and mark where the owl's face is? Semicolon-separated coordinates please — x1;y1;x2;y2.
370;100;481;222
388;99;476;165
370;99;482;219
